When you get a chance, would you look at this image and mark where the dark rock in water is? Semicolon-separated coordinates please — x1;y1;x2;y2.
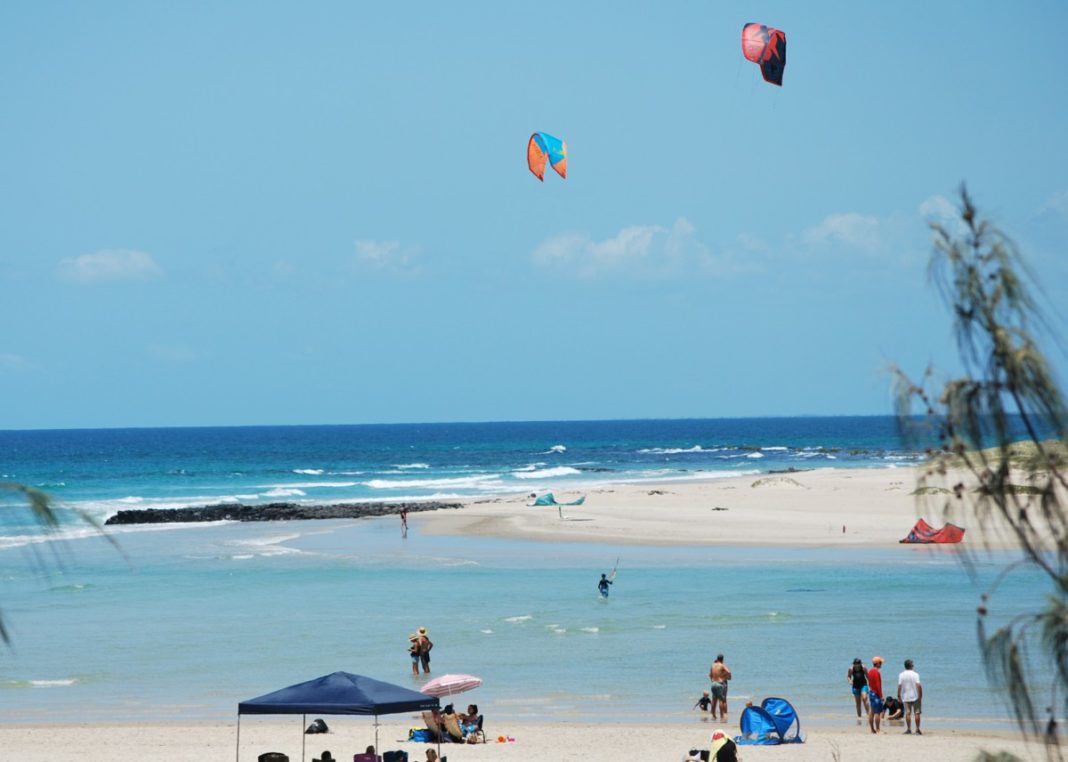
104;501;461;525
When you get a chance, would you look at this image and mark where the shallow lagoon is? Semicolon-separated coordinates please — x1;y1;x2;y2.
0;515;1044;728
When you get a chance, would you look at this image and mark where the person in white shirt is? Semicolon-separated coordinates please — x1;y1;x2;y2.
897;659;923;735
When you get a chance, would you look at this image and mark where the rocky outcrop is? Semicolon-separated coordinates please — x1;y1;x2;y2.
104;501;461;525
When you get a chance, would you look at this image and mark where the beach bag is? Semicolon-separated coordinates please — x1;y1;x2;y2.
408;728;433;742
466;730;486;744
305;718;329;734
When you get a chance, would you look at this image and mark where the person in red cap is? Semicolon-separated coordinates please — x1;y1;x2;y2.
867;656;885;734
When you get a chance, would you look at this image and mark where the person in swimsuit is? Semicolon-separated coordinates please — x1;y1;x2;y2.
847;657;869;719
709;654;732;721
416;626;432;674
408;634;420;675
694;690;713;716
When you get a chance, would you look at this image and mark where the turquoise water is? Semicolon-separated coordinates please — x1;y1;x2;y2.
0;419;1049;728
0;515;1047;728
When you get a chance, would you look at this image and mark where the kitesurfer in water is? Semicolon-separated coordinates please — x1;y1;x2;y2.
598;573;613;598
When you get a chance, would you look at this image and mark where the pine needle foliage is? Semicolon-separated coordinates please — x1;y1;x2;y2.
892;186;1068;759
0;483;115;645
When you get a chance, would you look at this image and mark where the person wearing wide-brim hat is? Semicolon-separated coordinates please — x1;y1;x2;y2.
416;627;433;674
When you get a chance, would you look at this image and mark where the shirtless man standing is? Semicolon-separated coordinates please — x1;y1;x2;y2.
708;654;733;721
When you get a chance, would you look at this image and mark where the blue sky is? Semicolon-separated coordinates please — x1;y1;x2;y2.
2;1;1066;429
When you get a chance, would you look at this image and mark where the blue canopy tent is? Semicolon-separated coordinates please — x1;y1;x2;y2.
236;671;440;761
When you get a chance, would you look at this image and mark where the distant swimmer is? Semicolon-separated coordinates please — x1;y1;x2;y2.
597;573;613;598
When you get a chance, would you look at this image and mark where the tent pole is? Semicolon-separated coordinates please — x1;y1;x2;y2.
374;713;379;755
235;713;241;762
302;714;306;762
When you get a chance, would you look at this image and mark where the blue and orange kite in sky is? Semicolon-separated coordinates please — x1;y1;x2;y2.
527;132;567;181
741;22;786;86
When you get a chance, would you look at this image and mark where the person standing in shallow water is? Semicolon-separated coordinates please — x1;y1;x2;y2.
709;654;732;721
867;656;885;734
417;626;433;674
847;658;869;720
598;573;612;597
408;634;420;675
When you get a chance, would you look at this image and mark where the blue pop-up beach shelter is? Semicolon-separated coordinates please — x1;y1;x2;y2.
735;696;805;745
236;671;440;761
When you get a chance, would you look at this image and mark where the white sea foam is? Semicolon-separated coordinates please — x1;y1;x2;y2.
504;615;532;623
637;445;708;454
292;468;324;475
225;533;303;557
761;446;788;451
393;463;430;470
580;627;599;634
610;469;760;485
263;488;307;498
513;463;547;472
0;520;217;551
261;481;358;490
652;624;667;629
511;466;581;480
747;452;764;459
480;629;494;634
365;475;502;490
548;445;566;453
236;533;301;547
30;679;77;688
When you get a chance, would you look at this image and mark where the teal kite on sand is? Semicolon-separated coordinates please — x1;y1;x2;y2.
531;493;586;507
529;492;586;519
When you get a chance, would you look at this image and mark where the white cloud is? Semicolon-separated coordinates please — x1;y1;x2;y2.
531;218;713;278
0;353;34;374
919;195;958;225
1037;190;1068;219
802;212;884;254
353;239;421;273
58;249;162;283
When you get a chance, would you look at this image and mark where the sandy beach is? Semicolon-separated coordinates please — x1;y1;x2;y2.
2;465;1053;760
0;718;1045;761
418;465;1037;550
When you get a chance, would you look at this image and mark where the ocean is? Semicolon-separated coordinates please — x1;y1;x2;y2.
0;417;1046;729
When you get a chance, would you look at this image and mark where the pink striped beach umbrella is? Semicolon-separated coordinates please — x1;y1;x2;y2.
419;673;482;698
